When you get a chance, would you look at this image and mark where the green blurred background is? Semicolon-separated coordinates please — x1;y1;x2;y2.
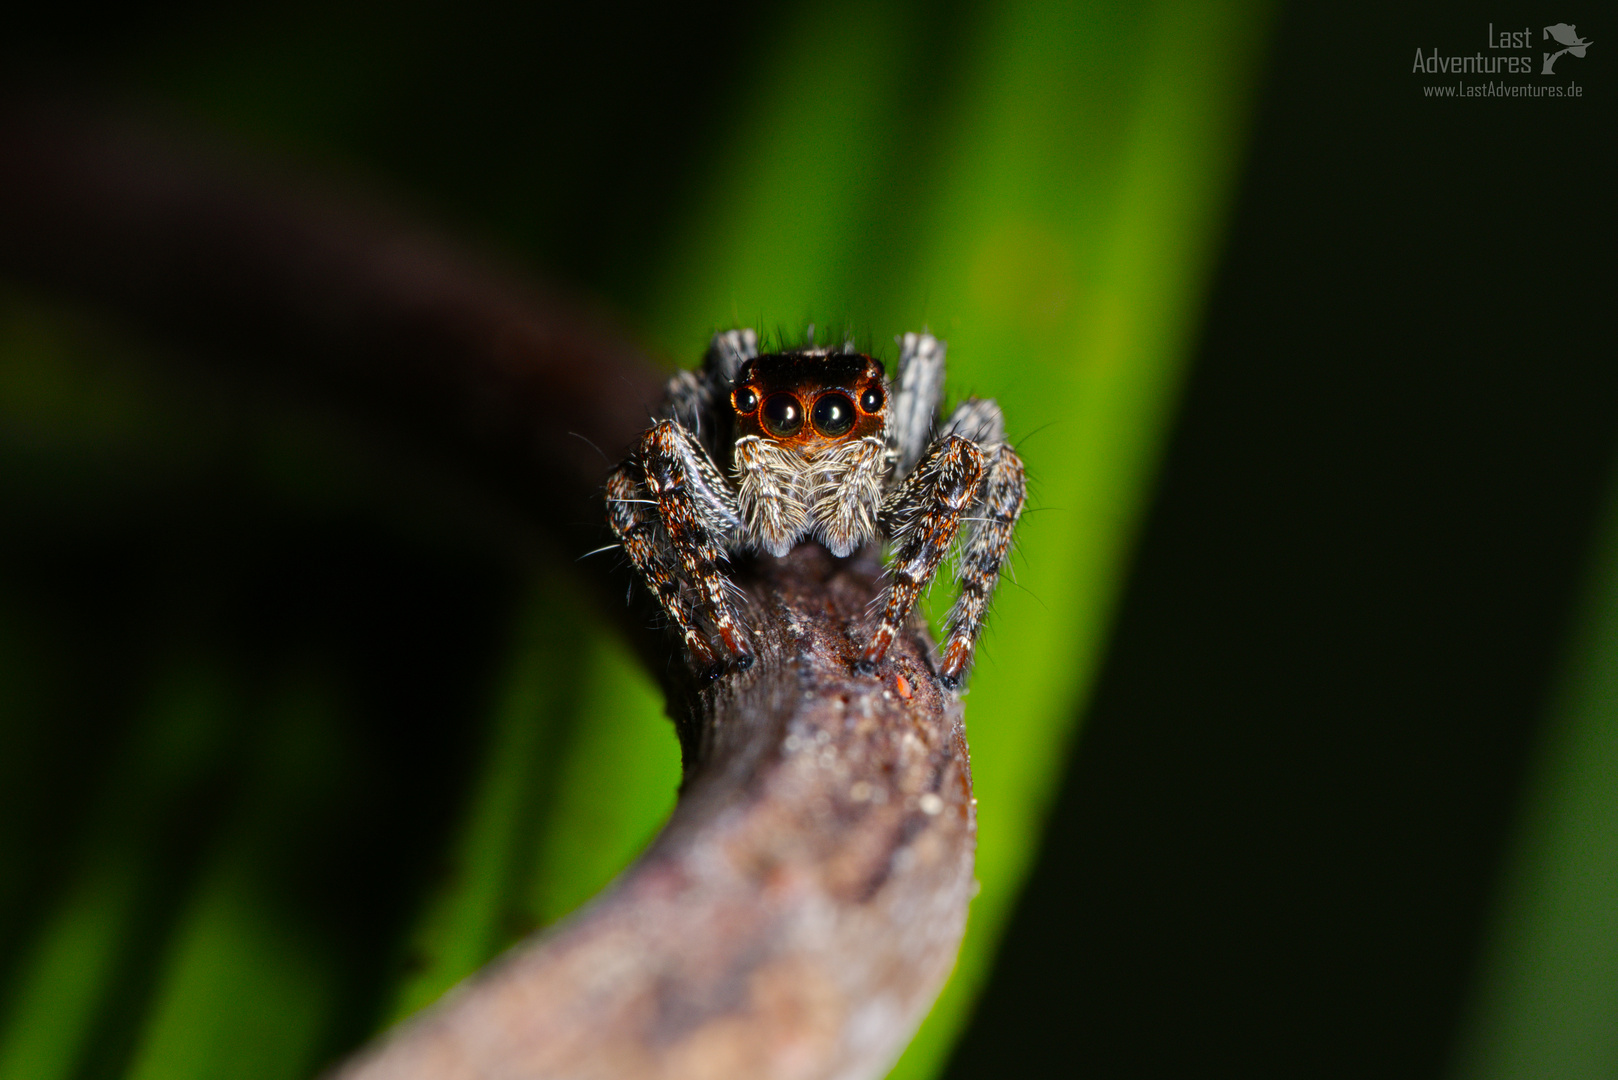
0;1;1612;1079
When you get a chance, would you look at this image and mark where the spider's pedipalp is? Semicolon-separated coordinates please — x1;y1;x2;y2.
889;332;948;480
810;435;887;557
733;434;810;556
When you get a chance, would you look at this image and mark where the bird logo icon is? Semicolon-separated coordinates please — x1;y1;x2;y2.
1542;24;1593;74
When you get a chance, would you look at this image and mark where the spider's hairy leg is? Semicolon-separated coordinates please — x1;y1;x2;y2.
605;462;719;671
661;368;712;440
939;395;1005;448
888;331;948;479
939;440;1025;688
857;435;985;675
640;420;755;670
810;436;887;557
705;327;758;386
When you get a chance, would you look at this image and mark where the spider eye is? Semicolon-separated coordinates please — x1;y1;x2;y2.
859;385;884;412
811;392;856;437
761;392;804;437
733;386;759;414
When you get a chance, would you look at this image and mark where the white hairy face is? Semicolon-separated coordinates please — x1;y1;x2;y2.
727;351;890;557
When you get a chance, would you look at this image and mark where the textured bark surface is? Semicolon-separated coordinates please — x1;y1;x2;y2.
339;545;975;1080
0;94;977;1080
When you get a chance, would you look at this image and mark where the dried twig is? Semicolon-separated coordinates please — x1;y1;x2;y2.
340;545;974;1079
0;94;976;1080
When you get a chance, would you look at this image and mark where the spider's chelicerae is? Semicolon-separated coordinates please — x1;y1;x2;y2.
606;328;1025;689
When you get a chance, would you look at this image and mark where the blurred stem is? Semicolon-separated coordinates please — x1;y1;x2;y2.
522;622;678;929
121;672;350;1080
1448;460;1618;1079
379;574;679;1024
0;854;143;1080
0;93;667;526
379;580;584;1025
0;660;236;1080
122;859;336;1080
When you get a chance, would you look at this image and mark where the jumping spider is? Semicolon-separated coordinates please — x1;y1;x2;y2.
606;329;1025;689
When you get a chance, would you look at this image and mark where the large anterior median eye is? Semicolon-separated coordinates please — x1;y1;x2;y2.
761;392;804;437
811;392;856;437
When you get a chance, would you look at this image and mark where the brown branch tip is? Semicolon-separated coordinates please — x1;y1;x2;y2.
339;546;976;1080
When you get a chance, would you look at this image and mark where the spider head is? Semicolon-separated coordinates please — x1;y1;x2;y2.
729;352;887;452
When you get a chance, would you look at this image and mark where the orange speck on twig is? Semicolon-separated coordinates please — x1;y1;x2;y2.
895;674;912;699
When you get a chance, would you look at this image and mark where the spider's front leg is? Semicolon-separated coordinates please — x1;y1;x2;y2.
607;419;754;674
938;438;1025;687
606;462;718;671
856;434;985;676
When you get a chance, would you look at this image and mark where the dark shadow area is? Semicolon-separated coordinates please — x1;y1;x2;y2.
0;438;518;1070
0;3;770;1073
948;0;1614;1077
3;0;777;309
